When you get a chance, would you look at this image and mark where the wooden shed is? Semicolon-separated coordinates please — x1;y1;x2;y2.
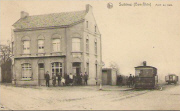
102;68;117;85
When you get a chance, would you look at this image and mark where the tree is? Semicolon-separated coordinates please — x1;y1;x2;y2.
0;42;12;65
0;41;12;83
109;61;120;74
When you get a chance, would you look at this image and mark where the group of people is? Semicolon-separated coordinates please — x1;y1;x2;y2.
117;74;135;88
44;71;89;87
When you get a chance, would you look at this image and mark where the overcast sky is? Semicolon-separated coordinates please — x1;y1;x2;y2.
1;0;180;79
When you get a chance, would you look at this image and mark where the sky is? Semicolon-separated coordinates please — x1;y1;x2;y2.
1;0;180;80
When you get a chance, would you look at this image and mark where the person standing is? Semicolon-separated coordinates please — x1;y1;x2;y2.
52;73;56;87
69;73;73;86
84;72;88;85
45;71;50;87
128;74;133;88
61;76;65;86
132;75;135;86
119;75;123;86
80;72;83;85
57;73;62;86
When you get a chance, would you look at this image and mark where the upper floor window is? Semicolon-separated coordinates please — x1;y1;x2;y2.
86;36;89;53
95;39;97;54
23;41;30;54
22;36;30;54
22;63;32;78
52;39;60;52
95;25;97;33
86;21;88;28
72;38;81;52
38;39;44;53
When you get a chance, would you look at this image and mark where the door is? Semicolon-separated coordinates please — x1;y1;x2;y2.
72;62;81;76
38;63;45;86
102;71;108;85
76;68;80;77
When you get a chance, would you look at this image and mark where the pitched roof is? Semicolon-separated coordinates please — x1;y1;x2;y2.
13;10;87;29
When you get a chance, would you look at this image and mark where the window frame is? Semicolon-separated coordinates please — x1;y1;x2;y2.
21;63;32;78
72;38;81;52
52;38;61;52
95;25;97;33
86;21;88;28
23;40;30;54
38;39;45;53
86;36;89;53
94;39;97;54
51;62;63;76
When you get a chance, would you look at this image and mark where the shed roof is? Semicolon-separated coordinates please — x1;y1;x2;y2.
13;10;87;29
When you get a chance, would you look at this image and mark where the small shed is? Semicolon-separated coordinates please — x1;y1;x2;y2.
102;68;117;85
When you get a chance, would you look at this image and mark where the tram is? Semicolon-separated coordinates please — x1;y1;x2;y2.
165;74;178;84
134;61;158;89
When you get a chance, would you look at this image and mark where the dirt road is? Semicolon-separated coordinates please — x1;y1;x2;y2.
0;84;180;110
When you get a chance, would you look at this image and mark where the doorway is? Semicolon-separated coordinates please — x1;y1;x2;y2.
38;63;45;86
72;62;81;76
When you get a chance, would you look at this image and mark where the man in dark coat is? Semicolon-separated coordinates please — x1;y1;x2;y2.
45;71;50;87
80;73;83;85
52;74;56;87
84;72;88;85
128;74;133;88
57;73;62;86
119;75;123;86
132;75;135;86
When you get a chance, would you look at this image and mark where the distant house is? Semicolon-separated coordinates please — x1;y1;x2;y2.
12;4;102;86
102;68;117;85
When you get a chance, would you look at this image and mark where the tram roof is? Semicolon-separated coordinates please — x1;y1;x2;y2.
135;66;157;69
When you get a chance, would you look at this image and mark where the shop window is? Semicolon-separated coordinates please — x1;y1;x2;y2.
52;62;62;76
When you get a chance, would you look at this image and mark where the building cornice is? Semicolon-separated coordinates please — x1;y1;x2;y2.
83;29;101;37
14;55;66;59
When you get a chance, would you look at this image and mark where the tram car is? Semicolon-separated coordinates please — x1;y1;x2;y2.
134;61;158;89
165;74;178;84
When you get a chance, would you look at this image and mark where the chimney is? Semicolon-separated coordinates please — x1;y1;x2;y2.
86;4;92;13
21;11;29;19
143;61;147;66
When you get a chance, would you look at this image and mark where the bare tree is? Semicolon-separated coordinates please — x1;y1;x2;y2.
109;61;120;74
0;42;12;65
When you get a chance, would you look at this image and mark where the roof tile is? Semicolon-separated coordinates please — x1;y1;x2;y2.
13;10;87;29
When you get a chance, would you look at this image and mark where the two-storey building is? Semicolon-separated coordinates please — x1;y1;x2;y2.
12;4;102;86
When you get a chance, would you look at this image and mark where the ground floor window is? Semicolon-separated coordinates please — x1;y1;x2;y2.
52;62;62;76
22;63;32;78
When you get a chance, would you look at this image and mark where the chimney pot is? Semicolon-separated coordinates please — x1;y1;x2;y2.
86;4;92;13
143;61;147;66
21;11;29;19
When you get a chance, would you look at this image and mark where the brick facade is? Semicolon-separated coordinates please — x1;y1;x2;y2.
12;4;102;86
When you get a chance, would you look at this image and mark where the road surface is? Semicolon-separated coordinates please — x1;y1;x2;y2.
0;84;180;110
